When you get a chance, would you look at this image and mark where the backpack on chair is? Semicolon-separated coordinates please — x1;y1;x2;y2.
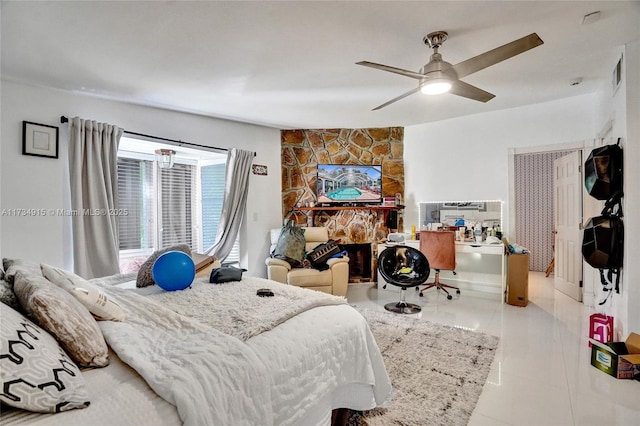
271;220;306;267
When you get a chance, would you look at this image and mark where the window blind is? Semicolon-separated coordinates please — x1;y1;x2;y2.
117;157;154;252
158;163;197;249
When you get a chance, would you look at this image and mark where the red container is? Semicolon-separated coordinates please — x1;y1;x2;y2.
589;313;614;347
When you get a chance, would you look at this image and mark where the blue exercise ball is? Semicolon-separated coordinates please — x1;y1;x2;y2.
152;251;195;291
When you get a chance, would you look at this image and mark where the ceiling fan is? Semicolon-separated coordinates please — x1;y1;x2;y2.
357;31;543;110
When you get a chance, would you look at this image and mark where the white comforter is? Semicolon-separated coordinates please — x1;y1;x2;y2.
98;285;271;425
130;276;349;340
248;305;393;425
93;279;392;426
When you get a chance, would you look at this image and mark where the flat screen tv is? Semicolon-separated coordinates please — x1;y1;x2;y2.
316;164;382;205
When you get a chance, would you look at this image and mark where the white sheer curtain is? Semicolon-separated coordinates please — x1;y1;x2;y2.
205;148;253;261
68;117;123;278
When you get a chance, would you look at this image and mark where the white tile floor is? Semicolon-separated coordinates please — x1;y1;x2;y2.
346;272;640;426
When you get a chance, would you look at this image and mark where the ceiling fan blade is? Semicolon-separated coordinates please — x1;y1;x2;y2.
449;80;495;103
356;61;425;80
451;33;543;79
372;87;422;110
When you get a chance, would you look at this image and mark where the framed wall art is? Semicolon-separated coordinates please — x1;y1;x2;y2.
22;121;59;159
442;202;486;211
252;164;268;175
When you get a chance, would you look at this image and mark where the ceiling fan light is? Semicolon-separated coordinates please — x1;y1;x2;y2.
421;79;452;95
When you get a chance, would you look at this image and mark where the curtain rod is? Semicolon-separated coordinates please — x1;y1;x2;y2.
60;116;244;154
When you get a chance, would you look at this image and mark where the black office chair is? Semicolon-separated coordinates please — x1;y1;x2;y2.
378;245;430;314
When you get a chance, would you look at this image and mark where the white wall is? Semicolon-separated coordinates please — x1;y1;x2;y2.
0;81;283;277
403;93;598;234
592;41;640;338
622;41;640;337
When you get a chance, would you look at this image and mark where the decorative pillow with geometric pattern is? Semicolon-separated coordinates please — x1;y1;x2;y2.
0;303;91;413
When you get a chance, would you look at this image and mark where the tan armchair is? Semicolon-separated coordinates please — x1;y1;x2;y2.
265;227;350;296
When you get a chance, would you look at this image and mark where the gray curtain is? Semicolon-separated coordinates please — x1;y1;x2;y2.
205;148;253;261
68;117;123;278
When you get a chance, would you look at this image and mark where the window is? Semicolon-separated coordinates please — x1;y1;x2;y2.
117;137;237;268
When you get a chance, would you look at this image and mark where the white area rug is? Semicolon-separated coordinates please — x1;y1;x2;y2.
351;307;499;426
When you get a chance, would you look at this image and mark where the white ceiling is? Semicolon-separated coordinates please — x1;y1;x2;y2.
2;1;639;130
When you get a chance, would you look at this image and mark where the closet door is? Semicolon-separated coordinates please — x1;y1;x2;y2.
553;150;583;302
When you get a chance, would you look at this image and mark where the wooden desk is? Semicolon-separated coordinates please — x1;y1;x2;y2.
377;240;506;301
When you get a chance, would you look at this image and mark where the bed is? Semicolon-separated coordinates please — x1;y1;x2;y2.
0;263;393;426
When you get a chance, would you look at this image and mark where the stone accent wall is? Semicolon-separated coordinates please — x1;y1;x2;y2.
280;128;404;244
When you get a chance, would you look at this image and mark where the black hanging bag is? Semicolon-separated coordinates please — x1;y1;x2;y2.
582;139;625;305
584;140;623;201
582;214;624;305
582;215;624;271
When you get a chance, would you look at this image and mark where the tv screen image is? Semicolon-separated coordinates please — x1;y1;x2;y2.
316;164;382;204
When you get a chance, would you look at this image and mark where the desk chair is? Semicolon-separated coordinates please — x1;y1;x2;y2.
378;245;430;314
416;231;460;300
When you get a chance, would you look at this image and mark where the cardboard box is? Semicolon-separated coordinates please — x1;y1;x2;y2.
502;238;529;307
590;332;640;379
191;252;221;278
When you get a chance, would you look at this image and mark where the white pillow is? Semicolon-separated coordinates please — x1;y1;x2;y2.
41;264;125;321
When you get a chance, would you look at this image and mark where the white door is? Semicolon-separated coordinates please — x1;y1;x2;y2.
553;151;583;301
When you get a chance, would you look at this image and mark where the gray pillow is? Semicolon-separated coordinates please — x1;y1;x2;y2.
0;279;21;311
0;303;91;413
2;258;42;284
136;244;191;288
13;271;109;368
